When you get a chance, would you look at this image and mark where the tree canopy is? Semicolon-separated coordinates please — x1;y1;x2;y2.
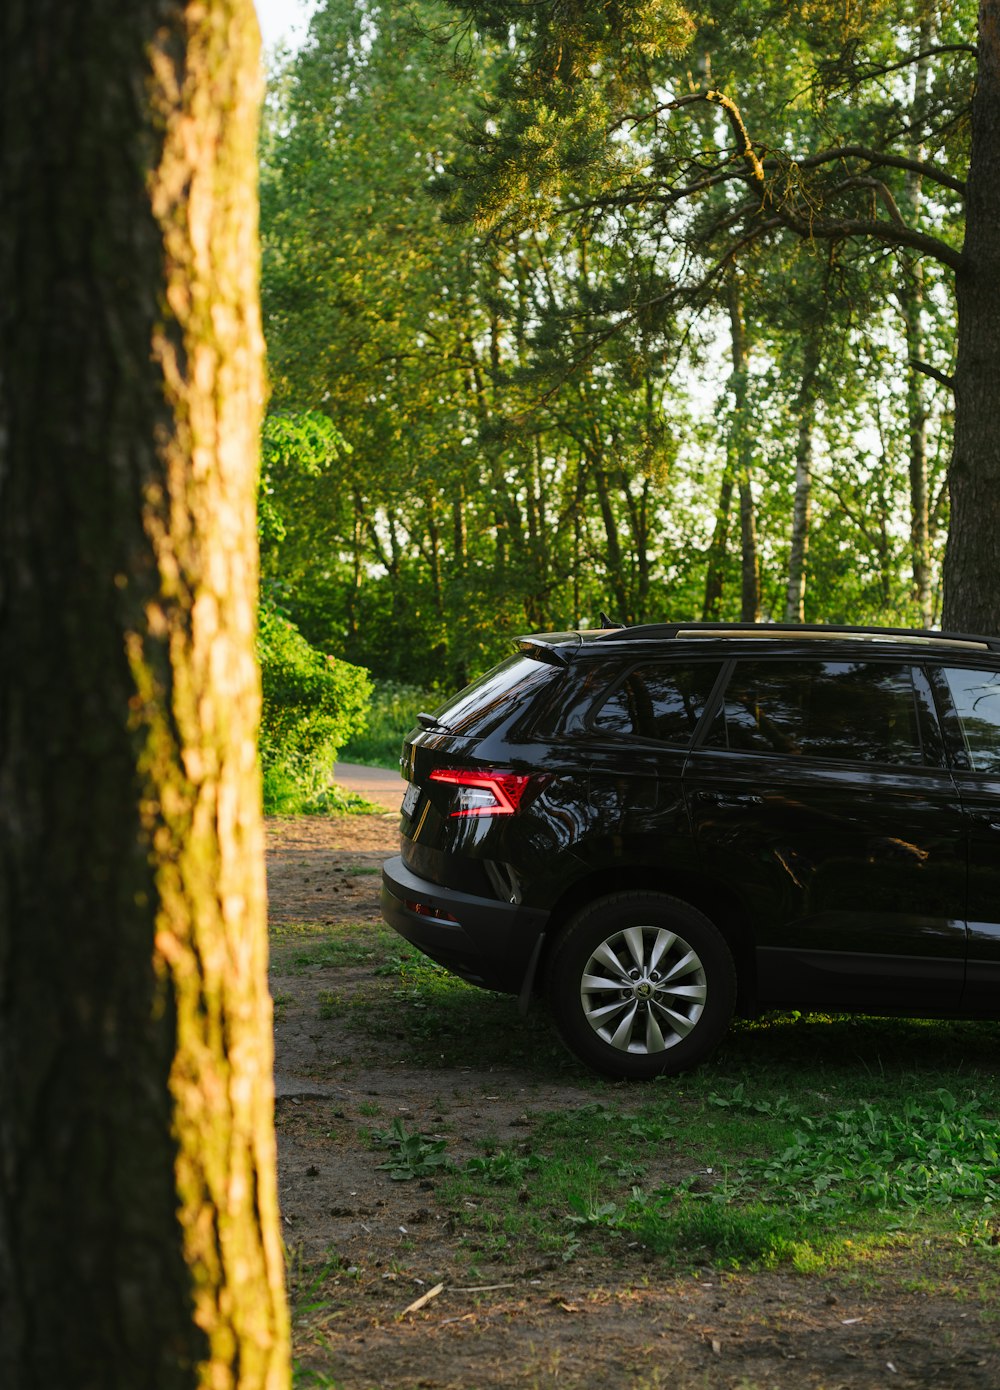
259;0;997;692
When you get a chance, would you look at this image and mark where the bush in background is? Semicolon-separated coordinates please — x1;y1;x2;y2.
258;598;373;813
339;680;442;770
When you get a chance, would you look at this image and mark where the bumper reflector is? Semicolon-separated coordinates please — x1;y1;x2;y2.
405;899;460;924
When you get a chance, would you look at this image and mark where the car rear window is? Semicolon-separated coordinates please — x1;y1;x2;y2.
426;654;556;737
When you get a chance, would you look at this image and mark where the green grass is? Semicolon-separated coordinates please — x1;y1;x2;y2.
339;680;440;770
264;763;382;816
271;921;414;975
358;960;1000;1271
427;1077;1000;1273
346;952;572;1072
273;917;1000;1279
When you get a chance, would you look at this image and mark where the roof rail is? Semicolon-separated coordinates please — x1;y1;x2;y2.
600;621;1000;652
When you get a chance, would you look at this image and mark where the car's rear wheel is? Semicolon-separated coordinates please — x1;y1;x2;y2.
547;892;737;1079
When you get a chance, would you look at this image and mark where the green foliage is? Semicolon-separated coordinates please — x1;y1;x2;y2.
464;1150;543;1184
339;680;439;769
713;1086;1000;1213
259;0;981;682
259;410;350;569
530;1085;1000;1268
432;1084;1000;1271
258;598;372;812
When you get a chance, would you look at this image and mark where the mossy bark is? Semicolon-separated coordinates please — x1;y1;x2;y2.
0;2;290;1385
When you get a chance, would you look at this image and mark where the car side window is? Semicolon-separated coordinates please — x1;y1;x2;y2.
940;667;1000;773
705;660;926;765
591;663;722;745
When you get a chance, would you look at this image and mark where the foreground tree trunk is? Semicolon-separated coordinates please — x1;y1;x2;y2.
942;0;1000;633
0;2;290;1386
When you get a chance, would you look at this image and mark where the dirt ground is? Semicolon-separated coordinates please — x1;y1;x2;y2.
267;815;1000;1390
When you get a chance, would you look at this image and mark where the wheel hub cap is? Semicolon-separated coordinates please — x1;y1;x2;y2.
580;923;708;1055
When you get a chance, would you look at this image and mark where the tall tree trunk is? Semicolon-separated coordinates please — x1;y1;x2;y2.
633;475;652;621
452;487;467;573
727;277;761;622
593;464;631;620
784;340;820;623
425;493;444;614
0;3;290;1385
349;493;365;637
702;467;734;620
897;18;934;627
573;498;583;627
738;476;761;622
942;1;1000;631
899;272;934;626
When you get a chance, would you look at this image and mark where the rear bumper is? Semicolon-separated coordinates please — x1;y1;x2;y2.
380;855;548;995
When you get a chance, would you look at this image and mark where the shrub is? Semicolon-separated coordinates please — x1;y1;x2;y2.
258;599;372;812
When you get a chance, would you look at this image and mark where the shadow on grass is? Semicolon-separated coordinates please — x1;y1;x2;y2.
371;973;578;1078
351;954;1000;1095
704;1010;1000;1100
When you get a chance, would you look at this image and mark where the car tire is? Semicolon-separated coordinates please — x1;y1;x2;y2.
546;892;737;1080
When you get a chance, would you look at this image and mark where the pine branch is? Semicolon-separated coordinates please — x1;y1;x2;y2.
847;42;978;83
910;358;955;391
777;145;965;197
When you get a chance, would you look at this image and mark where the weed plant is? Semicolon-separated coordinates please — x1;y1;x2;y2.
427;1079;1000;1273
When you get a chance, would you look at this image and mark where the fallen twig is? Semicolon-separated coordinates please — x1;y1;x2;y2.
400;1282;445;1317
448;1282;518;1293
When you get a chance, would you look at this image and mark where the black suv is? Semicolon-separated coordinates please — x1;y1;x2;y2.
381;623;1000;1079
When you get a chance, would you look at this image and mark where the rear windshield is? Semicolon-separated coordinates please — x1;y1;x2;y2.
427;654;556;737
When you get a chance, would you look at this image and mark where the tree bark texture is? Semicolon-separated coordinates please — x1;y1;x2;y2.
0;2;290;1386
942;0;1000;632
900;270;934;627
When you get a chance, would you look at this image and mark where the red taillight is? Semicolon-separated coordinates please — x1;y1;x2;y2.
429;768;534;818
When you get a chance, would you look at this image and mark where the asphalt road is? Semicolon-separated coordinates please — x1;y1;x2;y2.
334;761;403;812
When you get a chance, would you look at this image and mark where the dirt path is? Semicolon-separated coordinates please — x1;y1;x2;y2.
267;815;1000;1390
